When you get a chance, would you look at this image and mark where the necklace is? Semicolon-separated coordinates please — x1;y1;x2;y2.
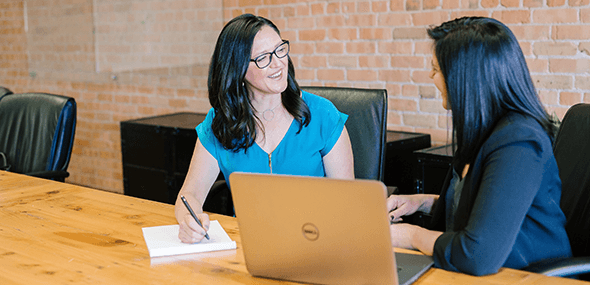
260;101;281;121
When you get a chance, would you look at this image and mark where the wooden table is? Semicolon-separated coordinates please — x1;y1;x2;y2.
0;171;586;285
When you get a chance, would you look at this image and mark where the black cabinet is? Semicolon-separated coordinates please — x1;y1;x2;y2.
414;144;454;195
120;112;232;215
383;131;431;194
407;144;454;227
121;112;206;204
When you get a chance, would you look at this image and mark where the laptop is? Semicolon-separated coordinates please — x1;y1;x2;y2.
229;172;434;285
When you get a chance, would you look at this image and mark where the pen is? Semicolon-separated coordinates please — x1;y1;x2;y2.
180;195;210;240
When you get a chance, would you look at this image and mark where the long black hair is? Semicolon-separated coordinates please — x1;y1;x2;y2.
427;17;558;167
207;14;310;152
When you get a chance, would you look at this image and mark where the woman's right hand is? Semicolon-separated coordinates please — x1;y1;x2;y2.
386;194;438;223
178;212;210;243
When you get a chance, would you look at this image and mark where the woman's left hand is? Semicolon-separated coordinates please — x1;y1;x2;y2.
389;223;419;250
390;223;442;256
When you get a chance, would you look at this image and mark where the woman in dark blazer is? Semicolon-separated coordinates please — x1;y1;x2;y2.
386;17;572;276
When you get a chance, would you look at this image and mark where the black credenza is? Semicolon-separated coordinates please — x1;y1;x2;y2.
410;144;454;227
120;112;232;215
414;144;453;195
383;131;431;194
120;112;445;217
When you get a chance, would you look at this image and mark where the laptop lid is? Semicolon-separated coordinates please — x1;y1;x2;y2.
229;172;399;285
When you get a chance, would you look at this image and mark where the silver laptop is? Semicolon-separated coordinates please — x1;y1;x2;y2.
229;172;433;285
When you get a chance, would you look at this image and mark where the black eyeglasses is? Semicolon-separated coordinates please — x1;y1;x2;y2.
250;40;290;69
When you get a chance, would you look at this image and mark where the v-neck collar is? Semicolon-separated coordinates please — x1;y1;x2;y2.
253;118;296;155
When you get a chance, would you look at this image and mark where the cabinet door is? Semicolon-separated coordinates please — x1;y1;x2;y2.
121;123;168;170
123;165;169;203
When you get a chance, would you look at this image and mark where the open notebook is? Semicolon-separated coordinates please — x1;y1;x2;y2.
142;220;236;258
229;172;433;285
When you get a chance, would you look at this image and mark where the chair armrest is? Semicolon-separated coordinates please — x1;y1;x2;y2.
523;256;590;278
26;170;70;182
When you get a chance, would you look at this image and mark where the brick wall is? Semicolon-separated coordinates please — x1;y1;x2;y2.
1;0;589;193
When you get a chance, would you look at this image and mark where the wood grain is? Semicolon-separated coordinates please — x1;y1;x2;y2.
0;171;586;285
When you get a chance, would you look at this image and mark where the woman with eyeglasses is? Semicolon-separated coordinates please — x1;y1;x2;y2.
175;14;354;243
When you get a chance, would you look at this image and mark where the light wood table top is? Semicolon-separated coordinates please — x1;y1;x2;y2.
0;171;586;285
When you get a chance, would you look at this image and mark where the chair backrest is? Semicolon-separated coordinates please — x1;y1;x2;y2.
0;86;12;96
0;93;76;175
301;86;388;181
553;103;590;258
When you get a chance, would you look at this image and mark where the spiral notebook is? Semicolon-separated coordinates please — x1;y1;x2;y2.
142;220;236;258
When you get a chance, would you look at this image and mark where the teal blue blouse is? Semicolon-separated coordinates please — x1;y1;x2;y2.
196;91;348;187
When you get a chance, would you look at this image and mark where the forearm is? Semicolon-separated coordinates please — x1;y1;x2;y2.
412;226;443;256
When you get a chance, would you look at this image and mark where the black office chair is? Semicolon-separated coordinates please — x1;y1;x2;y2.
524;103;590;280
301;86;388;181
0;93;77;182
204;86;389;216
0;86;13;96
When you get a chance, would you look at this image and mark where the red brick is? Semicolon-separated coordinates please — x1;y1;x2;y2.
534;42;577;57
392;27;427;39
379;41;413;54
299;29;326;41
539;90;559;105
491;10;531;24
424;0;439;9
533;9;578;23
450;10;490;19
347;69;378;81
570;0;590;6
346;42;376;54
547;0;566;6
575;75;590;90
300;55;327;68
328;56;358;68
288;17;315;29
482;0;500;8
501;0;520;7
326;2;340;14
360;28;392;40
310;3;325;15
406;0;420;10
345;14;377;27
379;13;412;26
391;98;418;111
379;69;411;82
412;11;449;26
532;75;573;89
359;55;390;68
328;28;358;40
317;69;345;81
390;0;404;11
316;42;344;54
560;92;582;105
391;56;424;68
402;84;419;97
443;0;461;9
524;0;543;7
317;15;345;27
372;1;388;12
553;25;590;40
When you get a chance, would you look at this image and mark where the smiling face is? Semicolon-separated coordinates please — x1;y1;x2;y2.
244;25;289;99
429;50;450;110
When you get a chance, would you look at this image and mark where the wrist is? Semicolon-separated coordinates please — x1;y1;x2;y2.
417;194;437;213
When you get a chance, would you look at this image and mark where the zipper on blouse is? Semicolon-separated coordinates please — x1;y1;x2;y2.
268;152;273;174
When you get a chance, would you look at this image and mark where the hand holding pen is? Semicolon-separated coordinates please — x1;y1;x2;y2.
180;195;210;241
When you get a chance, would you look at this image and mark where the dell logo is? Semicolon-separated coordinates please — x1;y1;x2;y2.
302;223;319;241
